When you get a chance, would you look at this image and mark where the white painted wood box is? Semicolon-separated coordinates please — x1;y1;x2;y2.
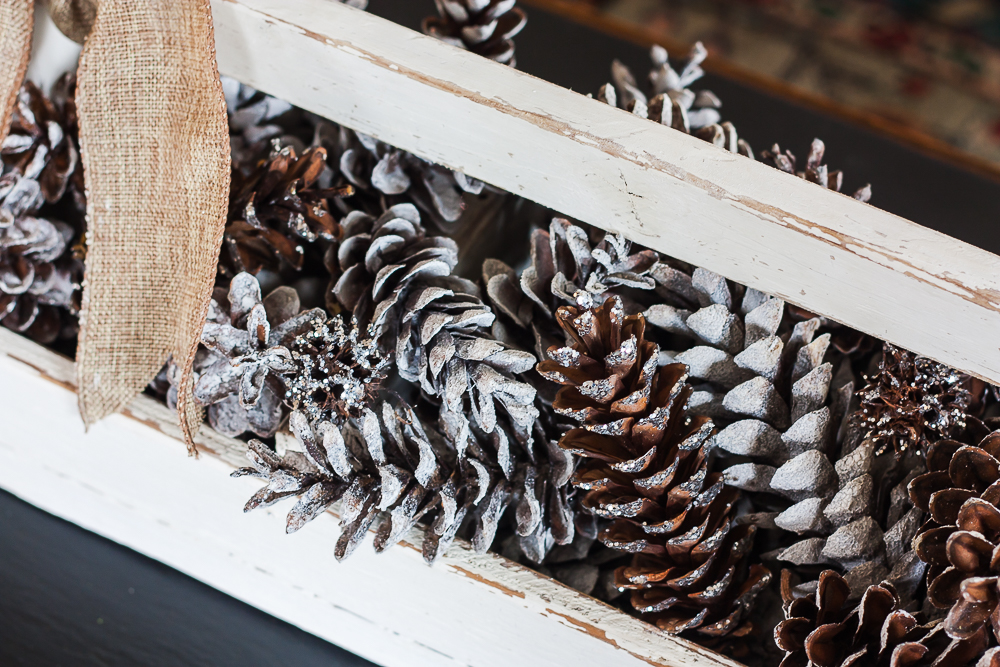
4;1;1000;666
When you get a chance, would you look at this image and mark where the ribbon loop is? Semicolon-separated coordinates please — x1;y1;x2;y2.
1;0;230;450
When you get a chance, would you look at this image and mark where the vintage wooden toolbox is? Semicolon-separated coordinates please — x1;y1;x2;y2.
4;1;1000;665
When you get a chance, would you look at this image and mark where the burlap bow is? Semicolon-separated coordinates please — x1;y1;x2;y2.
1;0;231;451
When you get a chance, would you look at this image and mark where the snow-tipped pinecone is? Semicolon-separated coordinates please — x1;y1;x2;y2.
222;145;353;276
325;124;485;226
0;173;80;343
484;217;658;359
2;79;79;205
195;272;326;437
762;139;872;203
599;43;752;156
234;393;569;563
423;0;528;67
221;76;295;172
538;294;771;637
331;203;582;561
643;263;922;596
331;203;537;434
910;431;1000;649
775;570;991;667
859;342;974;457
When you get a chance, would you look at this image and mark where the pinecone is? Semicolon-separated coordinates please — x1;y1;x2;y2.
331;203;537;434
223;145;353;276
910;431;1000;649
328;124;484;225
1;79;79;204
282;314;391;425
234;393;566;563
0;173;80;343
537;294;771;637
775;570;989;667
221;76;295;172
331;203;582;561
859;343;974;457
762;139;872;203
643;262;926;596
599;44;752;156
422;0;528;67
484;218;658;359
196;272;326;437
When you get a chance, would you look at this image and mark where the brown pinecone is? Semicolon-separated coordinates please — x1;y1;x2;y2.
859;343;974;457
600;44;752;156
775;570;989;667
1;79;79;205
223;145;353;276
422;0;528;67
537;295;771;637
196;272;327;437
0;174;80;343
221;76;295;172
910;431;1000;649
762;139;872;203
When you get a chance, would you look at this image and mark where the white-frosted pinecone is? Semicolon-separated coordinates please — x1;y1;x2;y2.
195;272;325;437
645;266;921;597
762;138;872;203
423;0;528;67
0;173;80;343
234;394;572;563
599;43;752;156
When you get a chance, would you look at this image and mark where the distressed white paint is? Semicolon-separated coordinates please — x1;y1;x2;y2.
0;328;741;667
211;0;1000;385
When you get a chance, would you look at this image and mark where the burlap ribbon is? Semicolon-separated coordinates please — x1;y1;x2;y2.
0;0;231;451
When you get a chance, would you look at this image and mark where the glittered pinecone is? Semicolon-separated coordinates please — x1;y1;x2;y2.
537;295;771;636
599;43;752;156
196;272;326;437
775;570;990;667
0;174;80;343
423;0;528;66
762;139;872;203
910;431;1000;648
282;314;390;425
2;79;79;205
223;145;353;275
859;343;974;457
484;218;658;359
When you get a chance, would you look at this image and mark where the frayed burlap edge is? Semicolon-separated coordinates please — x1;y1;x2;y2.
74;0;230;453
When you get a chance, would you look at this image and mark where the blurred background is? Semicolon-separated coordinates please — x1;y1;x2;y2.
538;0;1000;167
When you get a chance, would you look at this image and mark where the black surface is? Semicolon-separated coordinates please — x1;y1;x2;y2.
369;0;1000;255
0;489;375;667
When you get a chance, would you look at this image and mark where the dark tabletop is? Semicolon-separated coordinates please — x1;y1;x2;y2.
0;489;375;667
